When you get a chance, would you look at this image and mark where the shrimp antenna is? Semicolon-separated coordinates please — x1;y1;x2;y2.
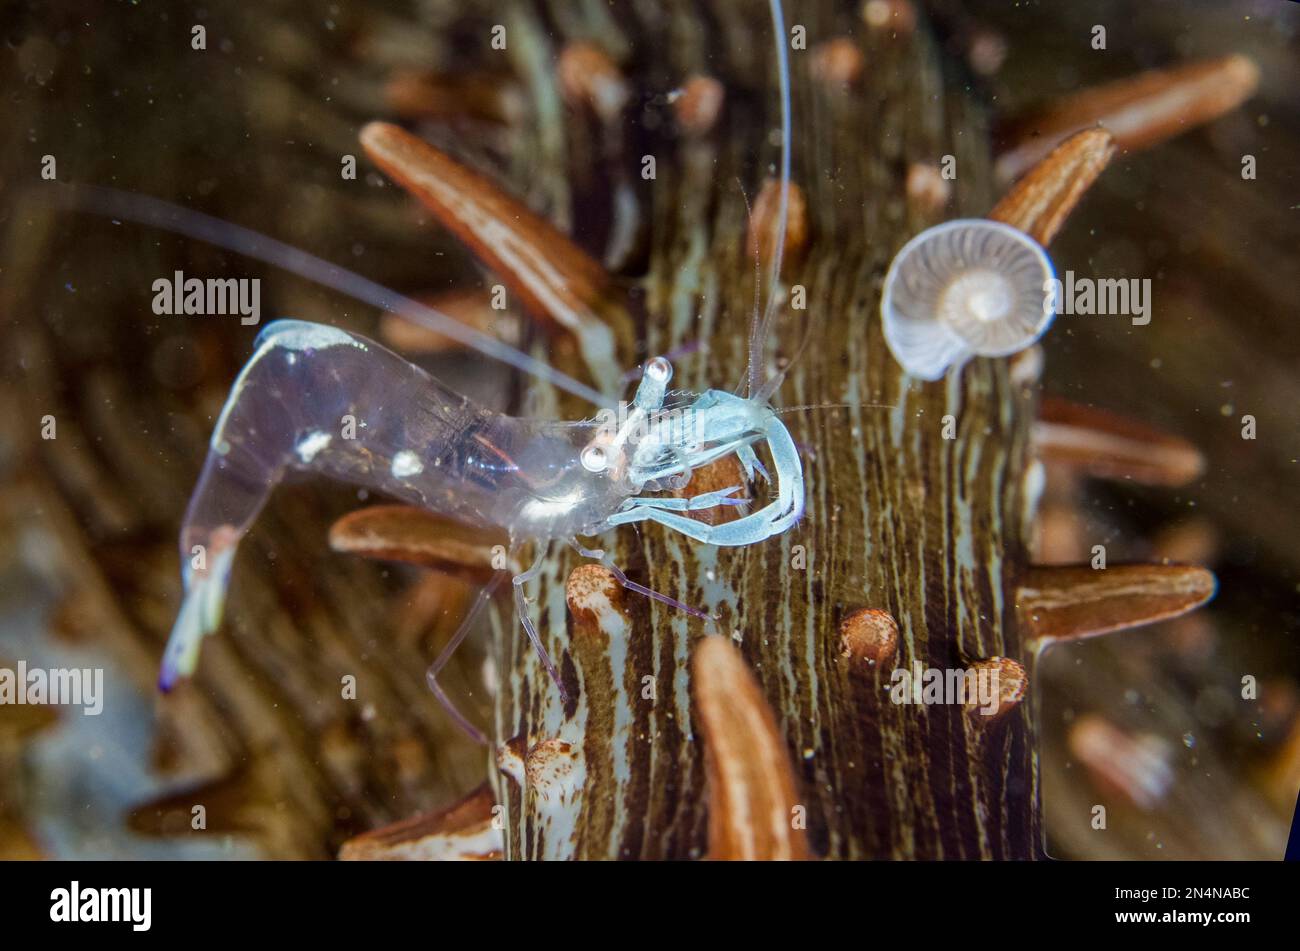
775;401;900;415
745;0;793;398
732;175;764;400
52;183;612;409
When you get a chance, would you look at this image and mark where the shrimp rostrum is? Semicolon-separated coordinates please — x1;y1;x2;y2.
162;319;804;738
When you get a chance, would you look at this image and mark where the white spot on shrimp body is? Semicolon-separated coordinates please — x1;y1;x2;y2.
391;450;424;478
521;487;584;520
295;430;332;463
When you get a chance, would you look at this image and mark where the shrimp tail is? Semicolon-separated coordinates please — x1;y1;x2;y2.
157;319;509;690
159;545;236;691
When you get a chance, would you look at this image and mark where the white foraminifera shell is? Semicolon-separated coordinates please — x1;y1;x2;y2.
881;219;1057;380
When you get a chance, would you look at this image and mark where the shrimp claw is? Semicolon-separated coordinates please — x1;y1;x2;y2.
605;390;804;546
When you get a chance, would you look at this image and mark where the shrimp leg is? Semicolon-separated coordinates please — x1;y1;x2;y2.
567;539;715;621
424;569;510;746
512;545;570;704
424;544;574;744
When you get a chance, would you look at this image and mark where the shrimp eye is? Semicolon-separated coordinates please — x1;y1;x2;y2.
644;356;673;384
581;443;609;473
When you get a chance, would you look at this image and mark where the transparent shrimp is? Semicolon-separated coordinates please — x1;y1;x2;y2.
163;319;623;688
161;317;799;741
80;0;809;745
